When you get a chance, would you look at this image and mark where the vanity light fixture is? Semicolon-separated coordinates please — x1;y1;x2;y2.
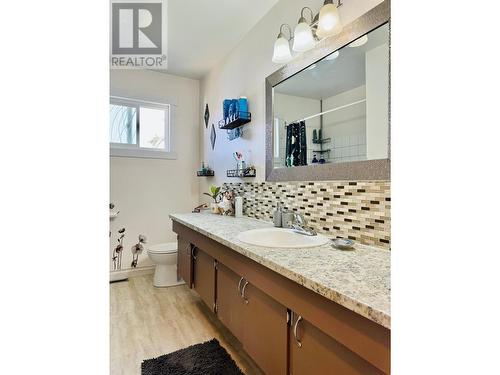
292;7;316;52
348;34;368;47
272;24;293;64
325;50;339;60
316;0;343;38
271;2;347;63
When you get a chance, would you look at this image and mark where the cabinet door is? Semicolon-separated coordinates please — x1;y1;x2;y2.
193;247;216;311
177;236;192;287
216;263;245;341
242;283;288;375
290;314;385;375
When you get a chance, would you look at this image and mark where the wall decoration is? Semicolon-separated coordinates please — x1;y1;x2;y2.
112;228;126;270
204;104;210;128
131;234;147;268
210;123;217;150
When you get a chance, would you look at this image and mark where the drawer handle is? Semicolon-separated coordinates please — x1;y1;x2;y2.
293;315;303;348
191;246;197;260
241;281;249;304
237;277;245;295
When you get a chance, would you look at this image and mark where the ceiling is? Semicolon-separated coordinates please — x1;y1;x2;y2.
163;0;280;79
274;24;389;100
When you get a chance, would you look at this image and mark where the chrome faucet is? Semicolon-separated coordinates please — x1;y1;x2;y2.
291;213;317;236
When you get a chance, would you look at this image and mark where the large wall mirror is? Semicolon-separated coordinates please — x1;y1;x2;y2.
266;1;390;182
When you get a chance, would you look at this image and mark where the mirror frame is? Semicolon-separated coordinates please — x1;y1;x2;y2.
265;0;390;182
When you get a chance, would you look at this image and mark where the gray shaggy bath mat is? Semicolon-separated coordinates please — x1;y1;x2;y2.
141;338;245;375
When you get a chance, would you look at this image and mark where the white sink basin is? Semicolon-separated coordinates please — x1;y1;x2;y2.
237;228;330;248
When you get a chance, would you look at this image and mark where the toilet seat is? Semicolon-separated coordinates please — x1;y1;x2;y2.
148;242;177;254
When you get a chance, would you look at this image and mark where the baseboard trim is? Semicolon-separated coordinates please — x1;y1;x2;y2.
110;266;155;282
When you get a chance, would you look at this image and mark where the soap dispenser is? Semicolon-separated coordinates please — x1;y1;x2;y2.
235;195;243;217
273;203;282;227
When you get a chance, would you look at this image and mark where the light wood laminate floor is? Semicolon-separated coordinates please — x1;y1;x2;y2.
110;275;264;375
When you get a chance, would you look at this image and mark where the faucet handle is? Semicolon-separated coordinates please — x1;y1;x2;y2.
293;213;305;226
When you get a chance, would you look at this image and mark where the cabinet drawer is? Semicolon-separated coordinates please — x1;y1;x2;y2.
290;314;385;375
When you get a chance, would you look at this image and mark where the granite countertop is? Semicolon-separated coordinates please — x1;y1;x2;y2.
170;212;390;329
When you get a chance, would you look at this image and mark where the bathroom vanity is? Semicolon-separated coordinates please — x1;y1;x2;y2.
171;213;390;375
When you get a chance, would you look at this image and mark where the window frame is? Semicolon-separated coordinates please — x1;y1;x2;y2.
109;96;176;159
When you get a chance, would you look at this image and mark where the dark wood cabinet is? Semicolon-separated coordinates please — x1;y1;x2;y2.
174;222;390;375
216;263;245;341
177;236;192;287
242;283;288;375
289;313;385;375
217;264;288;375
192;247;216;311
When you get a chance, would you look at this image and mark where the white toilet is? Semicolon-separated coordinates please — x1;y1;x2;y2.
147;242;185;287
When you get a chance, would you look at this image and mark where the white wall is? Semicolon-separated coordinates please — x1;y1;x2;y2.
322;85;367;162
198;0;383;200
366;43;390;159
322;85;366;138
110;70;199;270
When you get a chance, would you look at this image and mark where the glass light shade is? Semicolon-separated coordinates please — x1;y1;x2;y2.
348;34;368;47
316;3;342;38
292;21;316;52
325;50;339;61
272;36;292;63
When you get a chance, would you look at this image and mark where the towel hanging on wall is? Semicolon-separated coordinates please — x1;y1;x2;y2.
285;121;307;167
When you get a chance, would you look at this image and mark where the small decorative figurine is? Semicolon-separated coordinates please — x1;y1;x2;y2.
217;190;235;216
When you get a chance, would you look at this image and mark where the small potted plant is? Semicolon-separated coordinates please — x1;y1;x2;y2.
204;185;221;214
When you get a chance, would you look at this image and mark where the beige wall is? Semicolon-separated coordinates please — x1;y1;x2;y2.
110;70;199;270
198;0;383;201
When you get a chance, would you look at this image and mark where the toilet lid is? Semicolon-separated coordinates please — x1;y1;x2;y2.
148;242;177;254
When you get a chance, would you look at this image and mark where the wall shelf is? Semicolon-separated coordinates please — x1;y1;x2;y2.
312;138;331;144
197;171;214;177
227;168;256;178
218;111;251;130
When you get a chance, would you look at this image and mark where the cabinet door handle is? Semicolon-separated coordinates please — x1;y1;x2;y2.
237;277;245;295
241;281;249;304
293;315;303;348
191;246;197;260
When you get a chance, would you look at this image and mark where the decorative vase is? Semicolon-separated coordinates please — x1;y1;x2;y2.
211;202;219;214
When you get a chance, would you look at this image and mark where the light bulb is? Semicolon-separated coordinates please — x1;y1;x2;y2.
293;21;315;52
272;36;292;63
316;2;342;38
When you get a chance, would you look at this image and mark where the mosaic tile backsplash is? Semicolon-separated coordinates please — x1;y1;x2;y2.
223;181;390;250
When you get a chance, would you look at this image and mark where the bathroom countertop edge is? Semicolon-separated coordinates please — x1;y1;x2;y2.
170;213;390;329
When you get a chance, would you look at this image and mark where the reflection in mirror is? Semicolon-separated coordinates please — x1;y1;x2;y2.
273;23;389;168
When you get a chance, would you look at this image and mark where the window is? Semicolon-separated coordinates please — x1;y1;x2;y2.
109;97;175;159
